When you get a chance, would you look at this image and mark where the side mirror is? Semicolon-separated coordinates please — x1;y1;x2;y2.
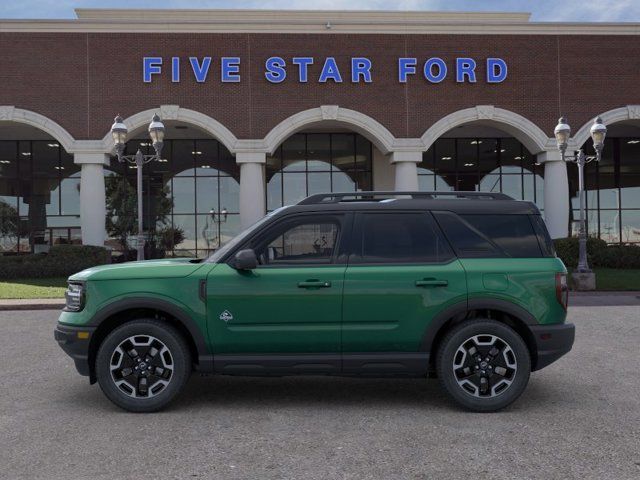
233;249;258;270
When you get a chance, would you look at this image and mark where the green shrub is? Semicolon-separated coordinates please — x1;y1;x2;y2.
554;237;640;269
0;245;110;279
553;237;608;269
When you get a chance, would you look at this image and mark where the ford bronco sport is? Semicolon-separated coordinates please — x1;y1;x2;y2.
55;191;574;412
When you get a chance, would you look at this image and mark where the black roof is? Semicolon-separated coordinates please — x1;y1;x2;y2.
279;191;540;216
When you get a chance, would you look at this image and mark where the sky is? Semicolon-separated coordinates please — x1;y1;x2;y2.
2;0;640;22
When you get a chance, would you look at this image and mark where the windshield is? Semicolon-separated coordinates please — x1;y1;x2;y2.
205;207;289;263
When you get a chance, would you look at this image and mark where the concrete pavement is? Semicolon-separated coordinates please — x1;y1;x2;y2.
0;306;639;479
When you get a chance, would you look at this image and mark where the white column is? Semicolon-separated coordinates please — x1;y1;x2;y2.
75;153;109;246
539;151;569;239
391;151;422;191
237;152;266;230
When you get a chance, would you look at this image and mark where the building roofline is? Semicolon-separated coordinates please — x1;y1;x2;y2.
0;9;639;35
75;8;533;23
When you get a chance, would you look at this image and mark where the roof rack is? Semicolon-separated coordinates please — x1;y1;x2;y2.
298;191;512;205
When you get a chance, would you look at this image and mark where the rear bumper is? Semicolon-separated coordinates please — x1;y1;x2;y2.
54;323;96;377
530;322;575;371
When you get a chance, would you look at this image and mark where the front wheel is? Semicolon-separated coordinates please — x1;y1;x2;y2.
436;319;531;412
96;319;191;412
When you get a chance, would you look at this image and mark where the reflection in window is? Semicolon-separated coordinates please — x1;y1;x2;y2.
419;138;543;209
266;133;373;211
573;137;640;244
260;221;338;264
107;138;240;257
0;140;80;253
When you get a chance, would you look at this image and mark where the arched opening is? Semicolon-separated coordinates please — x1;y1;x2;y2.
418;123;544;210
266;129;374;211
0;122;80;253
573;120;640;244
106;121;240;258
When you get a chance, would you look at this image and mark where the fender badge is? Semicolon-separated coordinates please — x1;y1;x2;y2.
219;310;233;322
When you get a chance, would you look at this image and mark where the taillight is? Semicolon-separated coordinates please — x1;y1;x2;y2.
555;273;568;310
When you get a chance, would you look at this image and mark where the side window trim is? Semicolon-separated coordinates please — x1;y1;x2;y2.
349;211;456;266
244;212;349;268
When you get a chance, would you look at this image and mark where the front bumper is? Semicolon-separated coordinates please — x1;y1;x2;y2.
530;322;575;371
54;323;96;377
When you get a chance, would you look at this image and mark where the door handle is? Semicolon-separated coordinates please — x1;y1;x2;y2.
297;280;332;288
415;279;448;287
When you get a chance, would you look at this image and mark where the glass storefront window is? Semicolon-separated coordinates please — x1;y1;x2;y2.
572;136;640;244
0;139;81;253
107;138;240;257
266;133;373;211
420;137;542;206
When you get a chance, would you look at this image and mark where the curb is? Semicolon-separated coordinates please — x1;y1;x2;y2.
0;299;65;311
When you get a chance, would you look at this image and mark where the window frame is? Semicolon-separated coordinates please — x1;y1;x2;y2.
349;211;456;266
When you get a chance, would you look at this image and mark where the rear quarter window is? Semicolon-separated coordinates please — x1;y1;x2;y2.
460;214;543;258
434;212;547;258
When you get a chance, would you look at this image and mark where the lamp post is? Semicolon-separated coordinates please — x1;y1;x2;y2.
110;114;165;261
202;207;228;251
553;116;607;274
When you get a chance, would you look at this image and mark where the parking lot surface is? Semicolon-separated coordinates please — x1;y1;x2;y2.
0;306;638;480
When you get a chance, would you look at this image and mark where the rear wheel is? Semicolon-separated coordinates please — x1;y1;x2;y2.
436;319;530;412
96;319;191;412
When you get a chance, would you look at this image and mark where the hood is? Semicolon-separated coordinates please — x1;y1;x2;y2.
68;258;207;281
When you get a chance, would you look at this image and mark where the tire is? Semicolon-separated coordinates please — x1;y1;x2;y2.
95;319;191;413
436;319;531;412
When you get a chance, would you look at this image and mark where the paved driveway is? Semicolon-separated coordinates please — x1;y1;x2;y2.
0;306;638;479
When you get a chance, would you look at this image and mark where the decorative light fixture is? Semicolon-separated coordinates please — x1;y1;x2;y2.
553;116;607;275
110;113;165;261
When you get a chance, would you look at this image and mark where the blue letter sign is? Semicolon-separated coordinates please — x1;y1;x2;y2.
143;57;162;83
265;56;287;83
319;57;343;83
487;58;508;83
221;57;241;82
189;57;212;83
143;55;508;84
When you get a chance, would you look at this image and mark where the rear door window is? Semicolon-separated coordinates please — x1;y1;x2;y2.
354;212;454;264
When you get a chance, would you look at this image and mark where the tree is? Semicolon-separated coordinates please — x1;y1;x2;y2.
104;175;174;257
0;199;20;251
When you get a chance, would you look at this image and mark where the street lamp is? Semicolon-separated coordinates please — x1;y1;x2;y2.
110;113;165;261
554;116;607;274
202;207;228;251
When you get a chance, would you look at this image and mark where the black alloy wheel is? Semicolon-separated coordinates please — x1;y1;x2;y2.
437;319;531;412
96;319;191;412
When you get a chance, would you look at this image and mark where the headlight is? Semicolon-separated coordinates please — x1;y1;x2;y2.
65;282;85;312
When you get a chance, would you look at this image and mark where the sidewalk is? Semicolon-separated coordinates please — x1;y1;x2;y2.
1;292;639;311
569;291;640;307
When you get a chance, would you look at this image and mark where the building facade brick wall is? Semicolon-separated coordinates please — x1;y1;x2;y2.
1;32;639;141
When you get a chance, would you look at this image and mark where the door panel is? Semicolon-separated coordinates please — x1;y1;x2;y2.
342;262;467;352
342;211;467;353
206;212;349;355
207;264;345;354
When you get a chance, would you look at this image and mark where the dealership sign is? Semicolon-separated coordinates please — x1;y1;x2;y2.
143;56;507;84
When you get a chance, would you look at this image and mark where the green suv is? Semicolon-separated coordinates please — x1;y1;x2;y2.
55;191;574;412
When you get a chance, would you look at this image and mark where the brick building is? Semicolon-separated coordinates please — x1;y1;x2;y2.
0;9;639;255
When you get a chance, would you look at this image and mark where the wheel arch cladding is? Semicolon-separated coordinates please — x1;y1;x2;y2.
422;299;538;370
87;298;207;383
